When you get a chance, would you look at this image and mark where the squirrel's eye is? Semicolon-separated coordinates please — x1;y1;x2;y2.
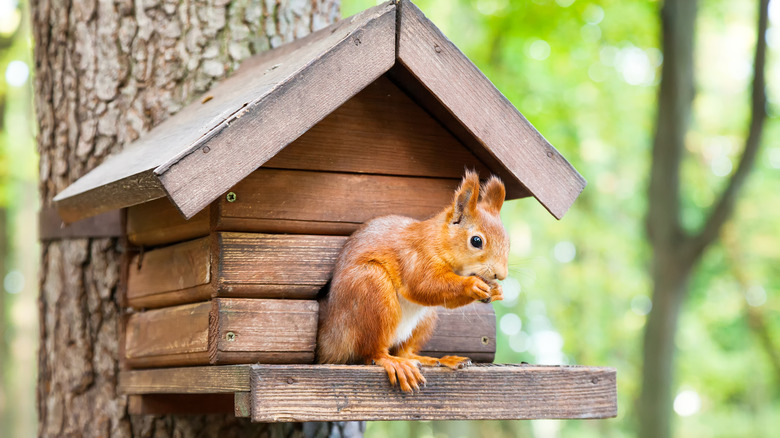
470;235;483;249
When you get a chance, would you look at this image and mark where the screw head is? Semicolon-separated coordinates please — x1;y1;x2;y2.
481;336;490;345
226;192;237;202
226;332;236;341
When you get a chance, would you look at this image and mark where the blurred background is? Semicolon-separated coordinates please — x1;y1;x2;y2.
1;0;778;437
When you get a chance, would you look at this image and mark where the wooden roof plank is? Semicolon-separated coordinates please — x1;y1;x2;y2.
53;1;397;222
396;0;586;219
156;3;397;219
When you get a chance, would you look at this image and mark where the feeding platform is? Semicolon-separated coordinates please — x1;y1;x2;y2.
120;364;617;421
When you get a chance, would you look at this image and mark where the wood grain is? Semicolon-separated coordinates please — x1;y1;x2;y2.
127;237;211;306
126;197;210;246
218;169;459;225
215;218;360;236
396;0;586;219
119;365;251;394
123;298;319;368
54;170;167;223
264;76;489;178
420;303;496;363
249;364;617;422
159;4;397;219
124;302;211;368
126;284;213;310
118;364;616;421
218;233;346;296
210;298;319;365
234;392;251;418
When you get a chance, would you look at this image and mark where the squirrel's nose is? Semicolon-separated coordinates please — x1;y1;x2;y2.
494;265;507;281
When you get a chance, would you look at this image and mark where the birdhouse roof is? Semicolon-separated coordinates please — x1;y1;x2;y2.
54;0;585;222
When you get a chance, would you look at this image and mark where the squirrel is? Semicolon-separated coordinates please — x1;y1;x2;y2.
316;170;509;392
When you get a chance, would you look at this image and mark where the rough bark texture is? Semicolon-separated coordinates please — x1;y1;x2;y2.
639;1;770;438
32;1;360;437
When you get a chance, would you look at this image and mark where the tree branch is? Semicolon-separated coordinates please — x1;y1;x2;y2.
646;0;697;250
687;0;770;258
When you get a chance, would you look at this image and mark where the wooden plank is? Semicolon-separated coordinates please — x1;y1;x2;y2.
249;364;617;422
217;233;346;298
234;392;251;418
119;365;251;394
128;394;235;415
218;169;459;225
127;237;212;307
158;3;397;219
420;302;496;363
53;2;397;222
126;284;213;310
126;197;210;246
124;302;211;368
210;298;319;365
263;76;490;178
396;0;586;219
55;170;166;223
38;206;123;240
216;218;359;236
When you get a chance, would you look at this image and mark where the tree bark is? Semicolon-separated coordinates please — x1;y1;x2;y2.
32;1;361;437
639;1;770;438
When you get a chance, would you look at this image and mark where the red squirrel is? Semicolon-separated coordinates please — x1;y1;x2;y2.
317;171;509;392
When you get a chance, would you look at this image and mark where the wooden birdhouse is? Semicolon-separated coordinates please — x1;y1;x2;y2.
50;0;615;422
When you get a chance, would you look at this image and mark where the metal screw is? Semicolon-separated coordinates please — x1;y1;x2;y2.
287;377;295;384
226;332;236;341
546;151;554;158
481;336;490;345
434;44;442;53
226;192;237;202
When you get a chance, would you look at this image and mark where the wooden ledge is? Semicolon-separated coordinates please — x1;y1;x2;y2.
120;364;617;422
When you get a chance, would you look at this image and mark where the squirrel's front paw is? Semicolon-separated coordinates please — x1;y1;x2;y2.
465;276;491;302
481;282;503;303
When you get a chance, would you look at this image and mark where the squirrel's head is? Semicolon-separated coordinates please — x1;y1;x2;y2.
443;170;509;283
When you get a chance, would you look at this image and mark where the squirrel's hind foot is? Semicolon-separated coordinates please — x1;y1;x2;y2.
373;355;426;393
436;355;472;370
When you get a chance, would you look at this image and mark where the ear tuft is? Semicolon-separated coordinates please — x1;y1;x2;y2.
479;175;505;214
449;170;481;224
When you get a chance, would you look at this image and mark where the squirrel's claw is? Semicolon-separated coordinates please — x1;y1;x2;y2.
374;356;426;393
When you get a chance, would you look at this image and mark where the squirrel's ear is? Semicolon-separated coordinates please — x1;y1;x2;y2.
479;175;505;215
450;170;480;224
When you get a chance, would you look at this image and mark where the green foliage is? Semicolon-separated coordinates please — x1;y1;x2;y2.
344;0;780;437
0;0;776;436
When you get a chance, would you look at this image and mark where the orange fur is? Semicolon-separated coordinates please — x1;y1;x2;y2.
316;171;509;392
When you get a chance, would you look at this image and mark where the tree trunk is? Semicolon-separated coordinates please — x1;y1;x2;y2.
639;1;769;437
32;1;361;437
638;252;691;438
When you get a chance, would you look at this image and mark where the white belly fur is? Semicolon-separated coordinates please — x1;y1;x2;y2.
393;294;432;346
